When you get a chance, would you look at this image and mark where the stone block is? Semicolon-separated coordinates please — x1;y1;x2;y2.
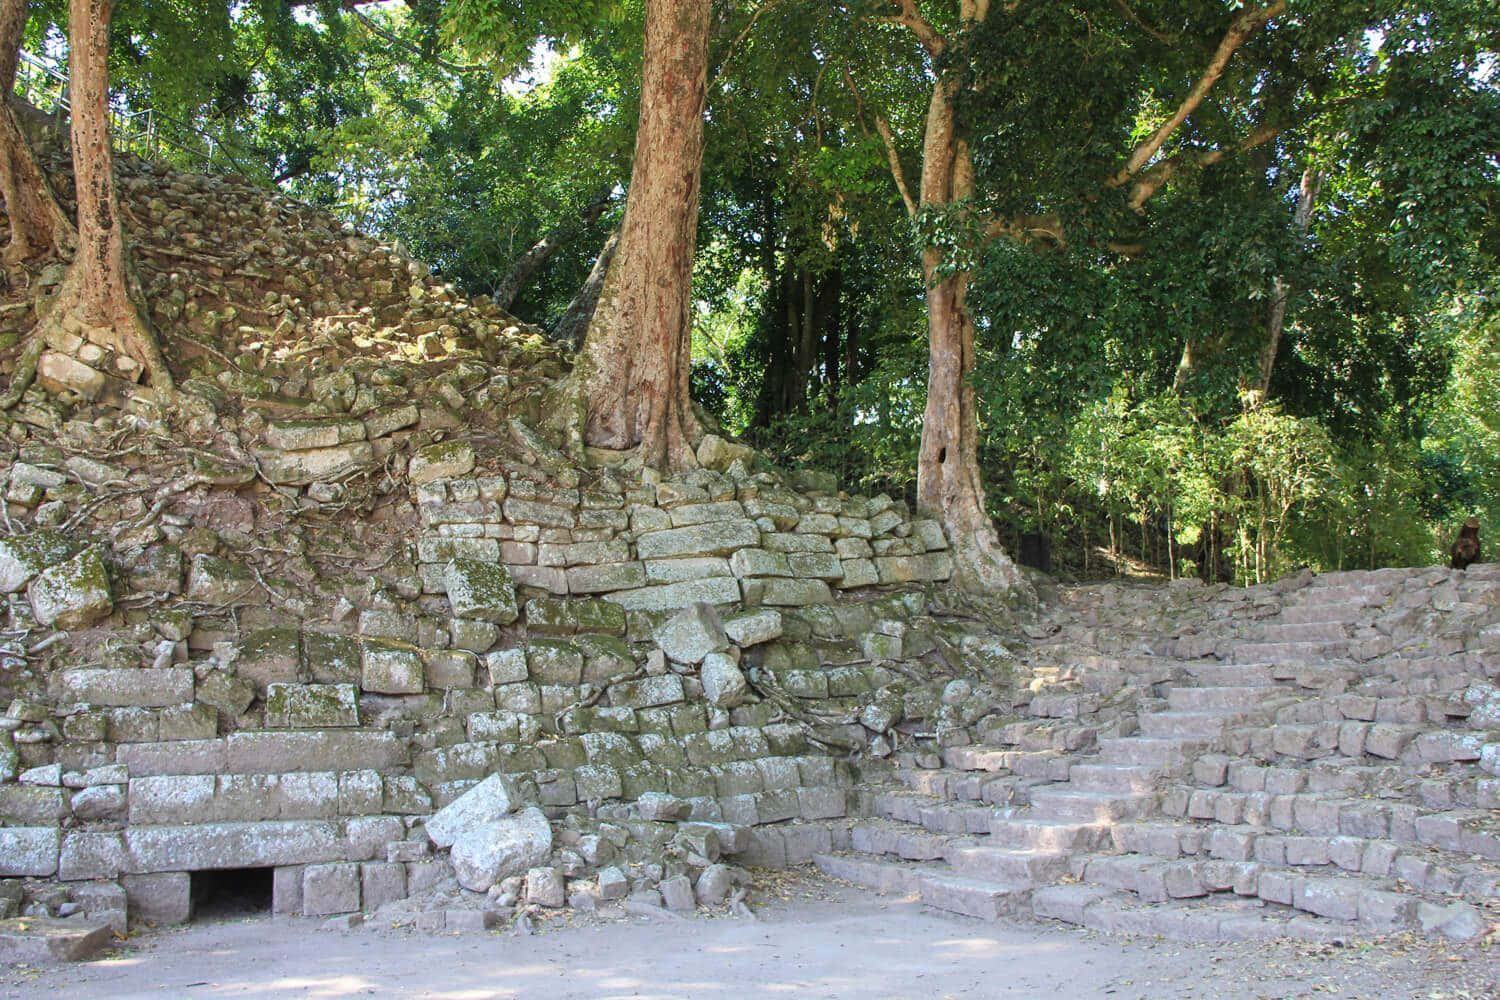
361;639;426;694
264;417;365;451
125;821;344;873
565;562;647;594
449;807;553;893
636;521;761;560
655;603;729;664
303;632;362;685
425;773;521;849
729;549;791;577
236;627;304;691
27;547;112;628
525;639;585;685
55;668;193;707
0;530;73;593
874;553;954;584
752;578;832;607
424;649;477;689
610;675;685;709
257;442;375;485
701;652;749;709
303;862;362;916
443;559;519;624
264;683;360;728
643;557;732;583
526;866;566;907
722;609;782;647
225;731;407;773
123;872;191;925
185;553;257;604
408;442;475;485
0;827;59;876
272;865;304;915
605;577;743;612
486;648;529;685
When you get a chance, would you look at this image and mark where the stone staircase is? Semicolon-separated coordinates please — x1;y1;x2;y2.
817;567;1500;942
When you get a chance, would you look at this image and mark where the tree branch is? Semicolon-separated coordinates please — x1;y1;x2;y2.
1126;121;1282;209
842;68;916;218
876;1;946;58
1112;0;1177;45
1108;1;1286;189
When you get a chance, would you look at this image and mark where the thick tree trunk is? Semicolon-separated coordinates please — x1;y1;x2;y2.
41;0;171;393
568;0;708;471
0;0;73;264
914;76;1026;595
493;186;613;311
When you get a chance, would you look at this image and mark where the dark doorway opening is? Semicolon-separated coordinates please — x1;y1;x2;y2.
190;868;273;921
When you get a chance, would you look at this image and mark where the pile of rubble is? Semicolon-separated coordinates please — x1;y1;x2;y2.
0;151;1036;951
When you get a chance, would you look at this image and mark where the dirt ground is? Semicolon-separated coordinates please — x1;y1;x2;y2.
5;872;1496;1000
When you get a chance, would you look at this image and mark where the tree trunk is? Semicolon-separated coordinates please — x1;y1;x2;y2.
40;0;171;393
567;0;708;471
0;0;73;264
1254;167;1320;401
493;186;613;312
552;227;617;348
913;75;1027;595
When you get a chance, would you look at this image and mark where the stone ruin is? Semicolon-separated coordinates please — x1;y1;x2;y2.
0;152;1494;960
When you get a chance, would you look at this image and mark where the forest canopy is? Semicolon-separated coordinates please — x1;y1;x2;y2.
5;0;1497;586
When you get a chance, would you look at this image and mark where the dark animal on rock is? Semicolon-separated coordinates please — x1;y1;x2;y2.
1451;517;1480;570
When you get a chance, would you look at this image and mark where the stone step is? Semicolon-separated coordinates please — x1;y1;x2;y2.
1110;819;1500;902
1138;711;1239;740
1097;736;1206;767
941;746;1013;773
1068;763;1160;794
1230;641;1346;666
0;917;114;963
946;843;1069;882
1166;686;1273;712
1182;663;1275;687
1031;884;1372;943
1027;787;1158;823
988;816;1112;852
1258;622;1352;643
917;870;1031;920
872;792;993;836
1278;602;1372;626
893;767;1032;806
812;854;1030;920
849;819;952;861
813;851;920;895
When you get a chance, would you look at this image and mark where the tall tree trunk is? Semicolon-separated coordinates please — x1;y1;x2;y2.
39;0;171;393
0;0;73;264
566;0;708;471
1254;167;1320;402
552;227;617;348
913;75;1027;595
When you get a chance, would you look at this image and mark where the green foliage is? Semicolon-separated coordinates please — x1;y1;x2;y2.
70;0;1499;587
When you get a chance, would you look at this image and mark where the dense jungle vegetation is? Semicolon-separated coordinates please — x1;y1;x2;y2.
11;0;1499;585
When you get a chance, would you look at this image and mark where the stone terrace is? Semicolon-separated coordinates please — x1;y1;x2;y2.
817;566;1500;942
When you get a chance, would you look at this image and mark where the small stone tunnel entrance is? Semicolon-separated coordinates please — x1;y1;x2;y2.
190;868;274;921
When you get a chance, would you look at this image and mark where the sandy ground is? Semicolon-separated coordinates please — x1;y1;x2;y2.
4;873;1496;1000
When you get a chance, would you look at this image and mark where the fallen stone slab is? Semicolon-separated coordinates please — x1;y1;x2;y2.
0;917;113;963
425;773;521;849
449;806;553;892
